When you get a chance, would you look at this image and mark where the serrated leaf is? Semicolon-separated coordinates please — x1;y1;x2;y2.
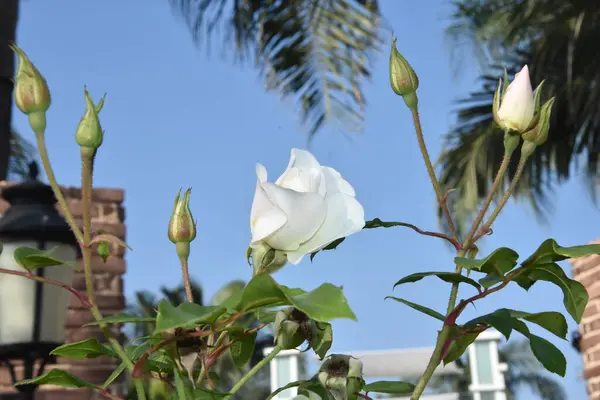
236;273;289;311
363;380;415;394
16;369;96;389
522;239;600;267
385;296;445;321
507;310;568;339
312;322;333;359
229;331;256;368
13;246;79;272
511;321;566;377
455;247;519;276
478;273;503;288
50;338;117;359
256;309;278;324
84;314;156;327
464;309;514;340
280;283;357;322
443;332;479;364
522;263;588;322
154;300;226;334
393;271;481;292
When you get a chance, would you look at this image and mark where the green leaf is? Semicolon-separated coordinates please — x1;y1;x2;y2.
310;238;346;261
443;332;479;365
455;247;519;276
528;334;566;376
312;322;333;360
83;314;156;327
102;362;126;388
280;283;357;322
237;273;289;311
50;338;117;359
523;263;589;322
154;300;226;334
393;272;481;292
266;380;305;400
229;331;256;368
385;296;445;321
511;321;567;377
478;273;503;288
16;369;96;389
13;246;79;272
507;310;568;339
522;239;600;267
464;309;514;340
256;309;278;324
363;380;415;394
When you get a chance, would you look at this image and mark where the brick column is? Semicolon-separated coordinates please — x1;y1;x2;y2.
571;239;600;399
0;183;127;399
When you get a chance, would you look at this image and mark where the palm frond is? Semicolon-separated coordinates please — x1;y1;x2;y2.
169;0;382;138
440;1;600;233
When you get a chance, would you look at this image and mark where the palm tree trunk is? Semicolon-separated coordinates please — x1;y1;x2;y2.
0;0;19;181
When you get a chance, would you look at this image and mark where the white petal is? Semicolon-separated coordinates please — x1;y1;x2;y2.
286;192;365;264
261;182;327;251
276;149;325;195
250;164;287;243
497;65;534;131
321;166;355;197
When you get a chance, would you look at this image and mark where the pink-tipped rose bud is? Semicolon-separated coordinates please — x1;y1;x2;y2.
11;44;51;115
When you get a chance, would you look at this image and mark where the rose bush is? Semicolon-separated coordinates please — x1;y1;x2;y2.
250;148;365;264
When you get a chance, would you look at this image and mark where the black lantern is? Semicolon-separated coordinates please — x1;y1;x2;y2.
0;162;79;399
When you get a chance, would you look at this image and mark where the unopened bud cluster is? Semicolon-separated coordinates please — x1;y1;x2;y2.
317;354;364;400
274;307;319;350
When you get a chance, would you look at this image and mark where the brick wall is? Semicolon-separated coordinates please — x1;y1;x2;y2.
572;239;600;400
0;183;127;399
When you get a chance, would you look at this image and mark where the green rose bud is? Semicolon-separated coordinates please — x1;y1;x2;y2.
168;188;197;260
522;97;555;147
250;241;287;275
317;354;364;400
75;87;105;155
10;44;51;134
389;35;419;110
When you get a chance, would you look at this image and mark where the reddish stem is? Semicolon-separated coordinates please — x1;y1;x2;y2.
0;267;92;308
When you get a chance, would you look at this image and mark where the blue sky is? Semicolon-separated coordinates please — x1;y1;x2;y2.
13;0;598;398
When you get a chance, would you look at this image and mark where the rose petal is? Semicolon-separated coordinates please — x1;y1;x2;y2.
321;166;356;197
261;182;327;251
276;149;325;195
286;192;365;264
497;65;534;131
250;164;287;243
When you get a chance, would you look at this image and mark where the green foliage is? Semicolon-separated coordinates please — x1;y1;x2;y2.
154;300;226;334
393;271;481;292
229;330;257;368
312;322;334;360
50;338;118;359
84;314;156;327
455;247;518;276
385;297;445;321
233;273;357;322
363;380;415;394
16;369;97;389
13;246;79;272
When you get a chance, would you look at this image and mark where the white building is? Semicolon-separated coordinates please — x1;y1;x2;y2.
265;330;508;400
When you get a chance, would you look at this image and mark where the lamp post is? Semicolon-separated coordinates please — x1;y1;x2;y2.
0;162;79;399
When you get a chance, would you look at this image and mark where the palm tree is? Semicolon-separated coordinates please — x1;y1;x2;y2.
438;0;600;233
125;279;275;400
449;339;566;400
169;0;383;138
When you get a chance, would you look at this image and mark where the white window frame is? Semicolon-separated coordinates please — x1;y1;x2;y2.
264;347;301;399
468;330;508;400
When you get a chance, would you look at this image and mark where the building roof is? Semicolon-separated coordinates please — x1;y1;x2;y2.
320;347;462;378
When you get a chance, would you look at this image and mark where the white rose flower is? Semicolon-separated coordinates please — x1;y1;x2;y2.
496;65;534;132
250;148;365;264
